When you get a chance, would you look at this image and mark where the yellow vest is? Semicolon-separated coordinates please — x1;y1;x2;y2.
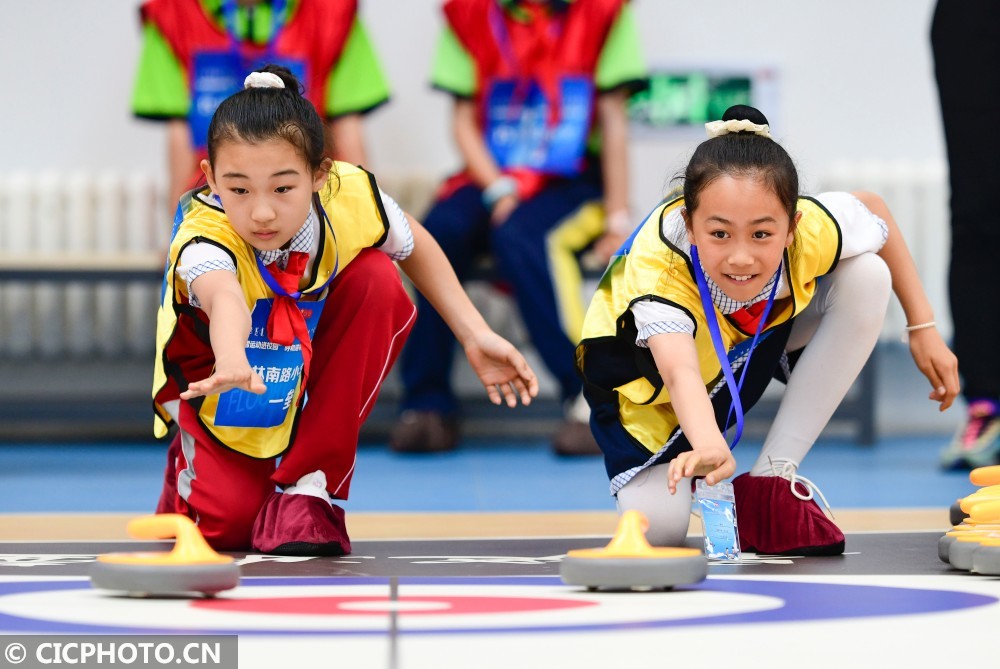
577;195;842;454
152;162;390;458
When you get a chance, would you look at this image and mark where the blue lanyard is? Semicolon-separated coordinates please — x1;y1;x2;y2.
220;0;288;53
689;246;780;450
255;201;339;299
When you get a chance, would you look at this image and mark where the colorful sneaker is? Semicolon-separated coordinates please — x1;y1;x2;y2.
939;400;1000;470
732;459;845;556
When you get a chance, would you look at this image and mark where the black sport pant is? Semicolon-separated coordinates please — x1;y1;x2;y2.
931;0;1000;400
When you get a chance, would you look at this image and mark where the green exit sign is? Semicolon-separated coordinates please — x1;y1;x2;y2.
628;68;776;130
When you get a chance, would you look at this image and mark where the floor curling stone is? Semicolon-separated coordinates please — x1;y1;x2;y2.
560;510;707;591
90;514;239;597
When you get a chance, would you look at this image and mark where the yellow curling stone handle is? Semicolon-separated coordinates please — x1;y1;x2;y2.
968;500;1000;525
971;466;1000;487
97;514;233;566
566;510;702;560
960;485;1000;513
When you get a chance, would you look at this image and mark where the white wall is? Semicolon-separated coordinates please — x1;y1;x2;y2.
0;0;945;209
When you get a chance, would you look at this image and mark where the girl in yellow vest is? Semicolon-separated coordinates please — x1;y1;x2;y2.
576;105;959;555
152;65;538;554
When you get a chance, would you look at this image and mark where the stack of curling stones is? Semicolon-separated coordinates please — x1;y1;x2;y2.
939;465;1000;575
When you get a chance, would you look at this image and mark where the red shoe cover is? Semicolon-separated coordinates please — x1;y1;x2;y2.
251;492;352;556
732;473;845;556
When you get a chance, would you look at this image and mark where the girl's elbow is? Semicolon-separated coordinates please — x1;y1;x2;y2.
852;190;887;214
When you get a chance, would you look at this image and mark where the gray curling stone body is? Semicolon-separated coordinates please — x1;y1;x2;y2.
939;534;959;563
560;554;708;590
949;539;981;571
90;561;240;597
972;543;1000;575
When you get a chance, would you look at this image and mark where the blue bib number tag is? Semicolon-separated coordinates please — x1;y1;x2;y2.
189;51;306;150
214;296;324;428
484;76;593;176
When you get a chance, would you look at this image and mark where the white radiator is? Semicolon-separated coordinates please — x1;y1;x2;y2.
818;160;952;341
0;171;170;359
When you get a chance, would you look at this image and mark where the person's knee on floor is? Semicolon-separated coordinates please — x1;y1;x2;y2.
616;465;693;547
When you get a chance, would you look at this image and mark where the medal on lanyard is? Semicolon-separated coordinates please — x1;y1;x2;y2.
689;246;780;450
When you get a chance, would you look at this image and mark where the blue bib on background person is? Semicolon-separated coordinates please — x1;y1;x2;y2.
485;76;593;176
214;296;325;428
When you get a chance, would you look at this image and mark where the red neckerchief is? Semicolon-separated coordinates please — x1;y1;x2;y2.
264;250;313;387
728;299;769;333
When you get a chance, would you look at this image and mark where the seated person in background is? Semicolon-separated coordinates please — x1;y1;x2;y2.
392;0;647;455
131;0;388;208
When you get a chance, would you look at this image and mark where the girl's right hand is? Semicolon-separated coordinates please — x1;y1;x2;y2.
907;327;959;411
180;360;266;400
667;444;736;494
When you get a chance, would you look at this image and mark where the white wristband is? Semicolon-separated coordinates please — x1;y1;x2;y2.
900;321;936;342
606;209;633;235
482;176;518;210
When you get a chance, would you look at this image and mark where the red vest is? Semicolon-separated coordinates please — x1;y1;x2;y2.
443;0;625;114
141;0;357;114
437;0;625;197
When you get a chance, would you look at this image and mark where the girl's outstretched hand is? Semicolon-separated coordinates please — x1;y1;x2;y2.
180;358;267;400
907;327;960;411
463;329;539;408
667;444;736;494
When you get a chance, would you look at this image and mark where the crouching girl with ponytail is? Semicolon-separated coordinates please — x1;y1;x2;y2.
576;105;958;555
152;65;538;554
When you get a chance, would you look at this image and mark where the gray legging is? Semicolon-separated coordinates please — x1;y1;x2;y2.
617;253;892;546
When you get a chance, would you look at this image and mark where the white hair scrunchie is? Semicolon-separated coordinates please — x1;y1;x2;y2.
705;119;771;139
244;72;285;90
